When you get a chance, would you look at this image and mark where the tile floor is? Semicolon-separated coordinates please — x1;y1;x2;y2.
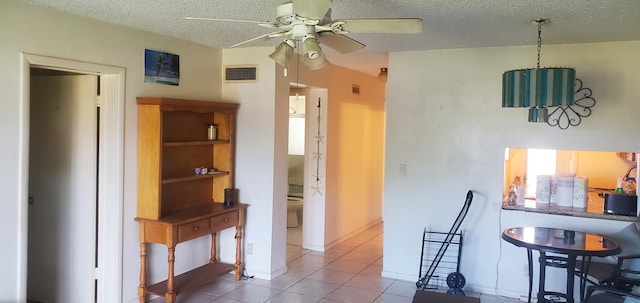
151;223;521;303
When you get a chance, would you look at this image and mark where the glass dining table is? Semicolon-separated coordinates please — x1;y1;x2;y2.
501;227;621;303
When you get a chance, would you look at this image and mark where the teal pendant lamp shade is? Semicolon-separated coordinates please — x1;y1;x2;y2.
528;106;549;123
503;67;576;122
502;68;575;108
501;19;576;123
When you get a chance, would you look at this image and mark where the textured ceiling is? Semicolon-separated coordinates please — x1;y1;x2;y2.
24;0;640;75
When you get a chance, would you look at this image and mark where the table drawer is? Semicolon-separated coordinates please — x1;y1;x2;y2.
178;218;212;242
213;211;238;231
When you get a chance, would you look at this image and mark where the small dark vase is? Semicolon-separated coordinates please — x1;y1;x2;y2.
224;188;236;207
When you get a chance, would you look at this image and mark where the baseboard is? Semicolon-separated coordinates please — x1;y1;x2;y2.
303;242;326;252
242;264;287;280
322;219;383;251
464;282;525;301
382;269;418;282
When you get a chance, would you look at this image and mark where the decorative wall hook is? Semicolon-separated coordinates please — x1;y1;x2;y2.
546;79;597;130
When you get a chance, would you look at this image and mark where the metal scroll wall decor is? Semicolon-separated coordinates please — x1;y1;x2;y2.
546;78;596;130
310;97;325;196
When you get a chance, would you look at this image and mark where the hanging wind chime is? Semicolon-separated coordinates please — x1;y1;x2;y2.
310;97;325;196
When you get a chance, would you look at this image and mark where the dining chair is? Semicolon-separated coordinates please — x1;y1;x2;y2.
583;285;640;303
583;218;640;302
610;254;640;290
578;254;640;288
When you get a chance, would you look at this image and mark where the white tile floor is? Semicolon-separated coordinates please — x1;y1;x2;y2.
151;223;521;303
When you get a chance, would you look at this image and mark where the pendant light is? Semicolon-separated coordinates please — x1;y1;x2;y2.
378;67;388;83
502;19;576;123
272;33;331;75
269;39;295;76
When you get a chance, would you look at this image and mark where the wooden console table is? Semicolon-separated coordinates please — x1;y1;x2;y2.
136;203;246;303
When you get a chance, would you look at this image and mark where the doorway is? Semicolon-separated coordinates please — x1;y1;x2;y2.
295;87;327;252
287;89;306;246
19;54;125;303
28;71;99;302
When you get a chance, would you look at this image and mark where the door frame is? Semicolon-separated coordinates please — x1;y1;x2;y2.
302;88;327;251
18;53;125;303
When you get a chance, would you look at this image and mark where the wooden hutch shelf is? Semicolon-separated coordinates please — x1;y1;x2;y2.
145;262;235;297
135;97;244;303
163;140;231;147
161;171;230;185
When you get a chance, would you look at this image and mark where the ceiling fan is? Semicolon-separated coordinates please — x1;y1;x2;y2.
186;0;422;73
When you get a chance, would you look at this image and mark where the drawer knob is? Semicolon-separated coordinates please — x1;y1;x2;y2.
224;218;229;223
193;226;199;231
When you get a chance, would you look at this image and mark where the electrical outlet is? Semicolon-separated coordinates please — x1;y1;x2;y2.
247;243;253;255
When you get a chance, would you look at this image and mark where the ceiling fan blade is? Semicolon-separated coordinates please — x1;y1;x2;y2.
185;17;278;28
292;0;332;20
229;31;287;48
336;18;423;34
317;32;365;54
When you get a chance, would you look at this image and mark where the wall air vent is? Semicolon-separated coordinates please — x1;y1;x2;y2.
224;66;258;82
352;84;360;95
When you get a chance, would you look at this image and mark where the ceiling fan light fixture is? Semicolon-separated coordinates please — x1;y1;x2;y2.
302;50;329;70
189;1;423;74
269;39;295;68
302;34;322;59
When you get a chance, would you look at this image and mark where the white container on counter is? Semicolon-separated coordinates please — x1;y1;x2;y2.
536;175;552;205
573;176;589;210
550;173;576;207
556;175;575;207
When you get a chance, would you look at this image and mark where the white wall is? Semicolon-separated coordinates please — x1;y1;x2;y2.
1;1;386;301
0;1;223;302
291;59;386;249
383;41;640;298
221;47;289;279
221;48;386;277
11;1;635;300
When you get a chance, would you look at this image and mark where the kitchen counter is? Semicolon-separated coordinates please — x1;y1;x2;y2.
502;188;637;222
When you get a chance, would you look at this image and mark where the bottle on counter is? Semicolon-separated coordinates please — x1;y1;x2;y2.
614;177;625;194
507;185;518;206
507;176;521;206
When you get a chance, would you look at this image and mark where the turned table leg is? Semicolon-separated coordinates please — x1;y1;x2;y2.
234;225;244;281
138;243;147;303
165;247;176;303
210;232;218;263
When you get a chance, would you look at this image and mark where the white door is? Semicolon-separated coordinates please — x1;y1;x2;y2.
28;74;98;303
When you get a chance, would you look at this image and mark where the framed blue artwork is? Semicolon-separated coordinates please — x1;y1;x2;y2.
144;49;180;86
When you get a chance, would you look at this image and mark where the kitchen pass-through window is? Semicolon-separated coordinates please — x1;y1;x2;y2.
525;149;557;198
